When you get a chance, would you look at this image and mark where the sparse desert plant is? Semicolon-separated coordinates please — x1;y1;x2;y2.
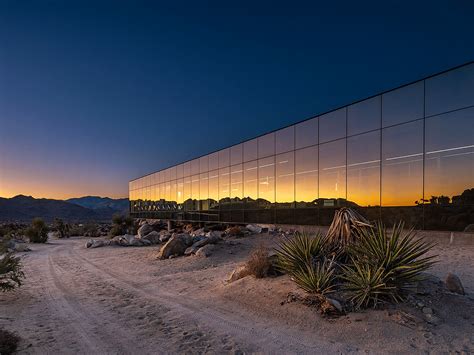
53;218;70;238
110;214;136;236
0;253;25;292
326;208;372;250
274;231;329;275
342;222;436;309
341;259;395;309
245;244;272;278
291;257;336;295
0;328;20;355
25;218;48;243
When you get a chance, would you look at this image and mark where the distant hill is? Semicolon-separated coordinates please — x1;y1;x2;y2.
0;195;129;223
67;196;129;214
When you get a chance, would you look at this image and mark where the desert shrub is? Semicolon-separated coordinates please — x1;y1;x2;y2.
69;224;85;237
84;223;100;238
0;253;24;292
53;218;70;238
25;218;48;243
245;244;273;278
110;214;136;236
342;222;436;309
291;257;336;295
0;328;20;355
274;231;329;275
326;207;372;251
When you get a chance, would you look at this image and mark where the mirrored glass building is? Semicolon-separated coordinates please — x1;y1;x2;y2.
129;62;474;231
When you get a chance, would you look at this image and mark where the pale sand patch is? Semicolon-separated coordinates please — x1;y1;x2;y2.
1;233;473;354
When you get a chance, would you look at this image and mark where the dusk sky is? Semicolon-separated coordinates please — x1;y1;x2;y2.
0;1;473;200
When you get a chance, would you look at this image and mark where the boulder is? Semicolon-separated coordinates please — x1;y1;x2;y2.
159;230;171;243
184;245;199;256
195;244;214;258
206;230;223;239
141;231;161;244
226;265;249;283
246;224;262;234
157;234;188;259
137;223;153;238
326;298;343;313
13;243;31;252
85;239;110;248
445;273;465;295
191;228;207;237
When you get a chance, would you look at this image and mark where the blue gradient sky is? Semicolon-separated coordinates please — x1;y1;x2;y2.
0;1;473;199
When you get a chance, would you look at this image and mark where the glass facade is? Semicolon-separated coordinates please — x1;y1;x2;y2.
129;62;474;231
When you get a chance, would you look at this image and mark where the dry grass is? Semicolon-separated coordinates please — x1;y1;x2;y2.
245;244;272;278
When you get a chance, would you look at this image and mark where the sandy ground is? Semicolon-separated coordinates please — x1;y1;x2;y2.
1;233;473;354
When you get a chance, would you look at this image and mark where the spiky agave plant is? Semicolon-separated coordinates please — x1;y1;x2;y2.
342;221;437;308
274;231;329;275
292;256;337;295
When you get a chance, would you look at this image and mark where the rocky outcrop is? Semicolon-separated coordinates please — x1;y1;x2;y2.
137;223;154;238
85;239;110;248
195;244;214;258
140;231;161;244
157;233;192;259
246;224;262;234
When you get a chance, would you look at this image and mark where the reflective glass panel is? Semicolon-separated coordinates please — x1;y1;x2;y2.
160;183;165;202
276;152;294;204
243;138;258;162
170;181;177;203
258;133;275;158
183;176;191;202
191;159;200;175
177;178;184;204
319;139;346;200
176;164;184;179
183;162;191;177
258;156;275;203
276;126;295;154
425;63;474;117
208;170;219;207
425;107;474;204
218;148;230;168
230;164;243;199
199;156;209;173
165;182;171;202
219;167;230;201
295;146;318;207
191;174;200;202
230;144;243;165
382;120;423;206
243;160;258;201
295;117;318;149
347;131;380;207
209;152;219;171
348;96;381;135
200;173;209;210
170;167;177;180
382;81;423;127
319;107;346;143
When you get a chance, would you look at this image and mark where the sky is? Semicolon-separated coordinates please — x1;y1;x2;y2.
0;0;473;200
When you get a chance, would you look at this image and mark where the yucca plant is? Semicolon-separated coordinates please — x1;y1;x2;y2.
292;257;336;295
274;231;329;275
343;221;436;308
326;208;372;250
341;260;396;309
0;253;25;292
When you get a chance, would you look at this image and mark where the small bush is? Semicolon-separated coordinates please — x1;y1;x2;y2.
0;253;24;292
53;218;70;238
110;214;136;236
246;244;272;278
25;218;48;243
0;328;20;355
342;222;436;309
274;231;329;275
291;257;337;295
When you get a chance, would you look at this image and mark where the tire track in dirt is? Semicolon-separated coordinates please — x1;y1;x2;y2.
46;245;143;354
71;246;340;354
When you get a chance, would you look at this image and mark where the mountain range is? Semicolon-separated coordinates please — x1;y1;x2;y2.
0;195;129;222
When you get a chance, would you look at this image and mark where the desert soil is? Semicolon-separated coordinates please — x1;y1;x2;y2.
1;233;473;354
